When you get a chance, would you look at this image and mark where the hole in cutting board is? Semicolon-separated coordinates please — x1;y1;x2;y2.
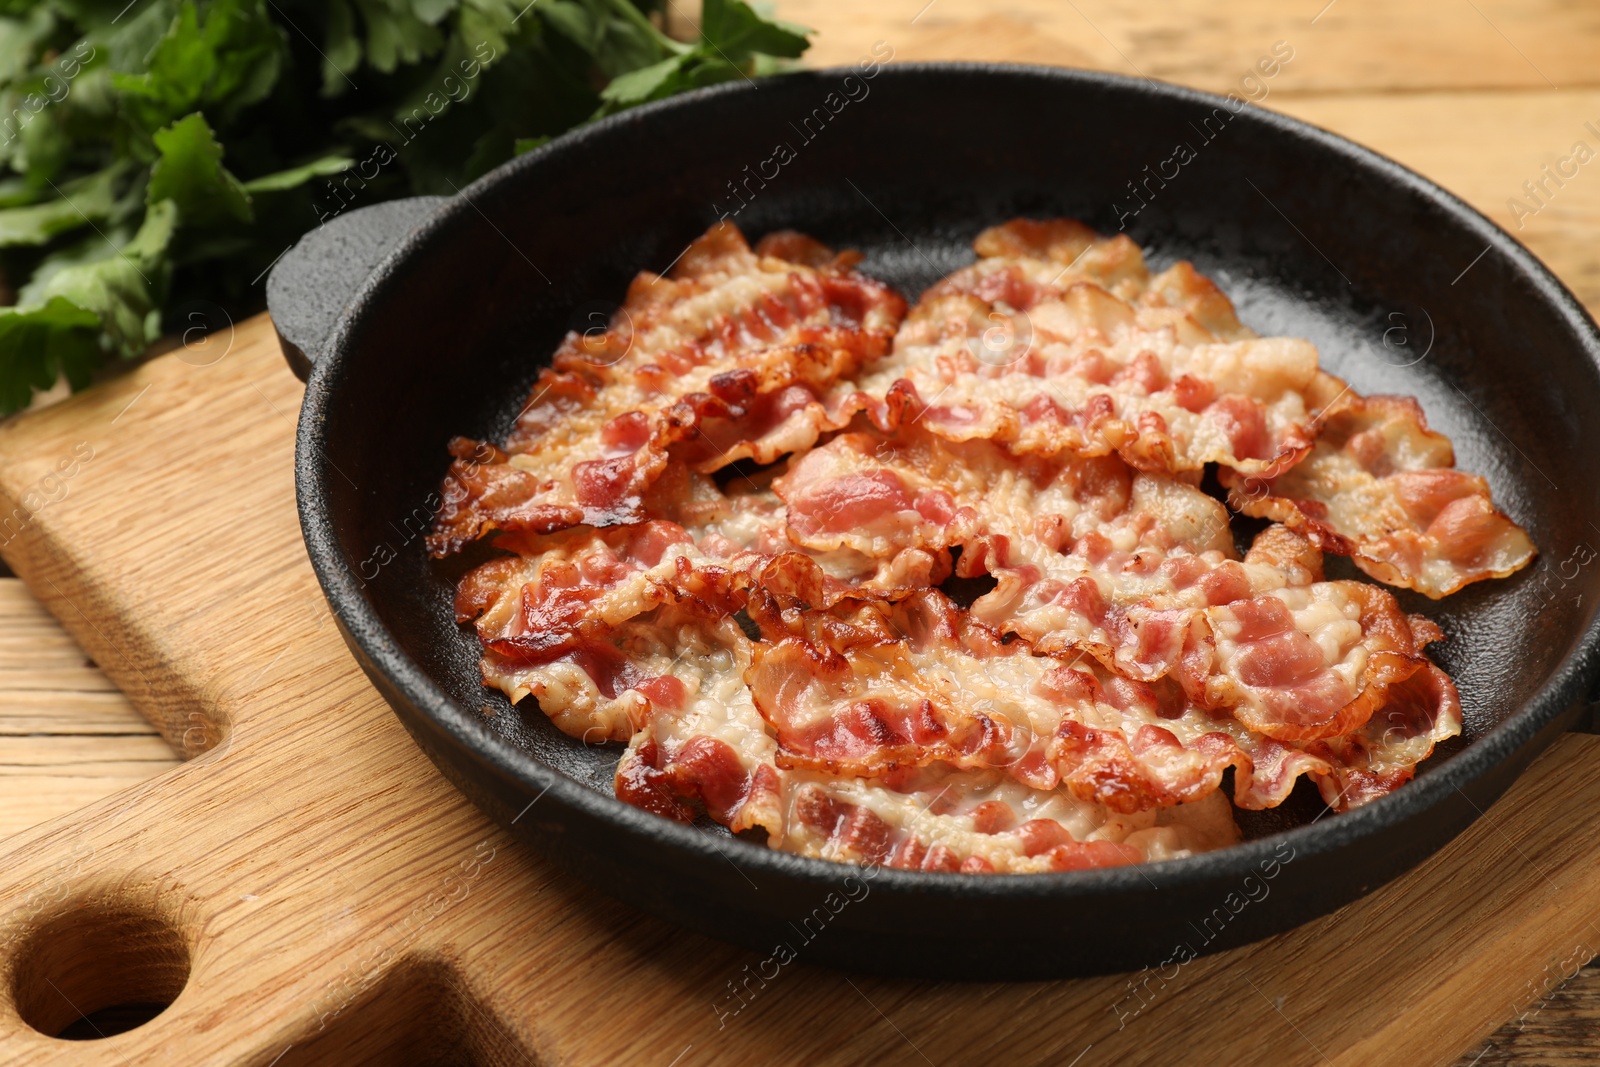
54;1002;170;1040
10;902;189;1040
276;955;537;1066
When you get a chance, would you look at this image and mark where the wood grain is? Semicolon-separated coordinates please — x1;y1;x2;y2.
0;308;1594;1067
0;581;177;840
780;0;1594;94
1469;961;1600;1066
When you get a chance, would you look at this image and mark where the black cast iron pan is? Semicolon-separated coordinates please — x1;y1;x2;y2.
267;63;1600;980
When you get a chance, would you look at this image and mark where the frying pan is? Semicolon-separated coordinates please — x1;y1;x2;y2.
267;63;1600;980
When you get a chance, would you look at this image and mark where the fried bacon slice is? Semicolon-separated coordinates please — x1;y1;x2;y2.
427;223;906;554
1298;662;1462;808
981;532;1442;743
1201;576;1440;741
1222;394;1536;597
454;522;705;695
605;607;1241;872
774;426;1221;562
839;218;1347;476
743;590;1024;777
741;586;1455;813
611;617;787;835
1040;653;1460;814
473;613;689;744
772;767;1241;873
453;503;951;743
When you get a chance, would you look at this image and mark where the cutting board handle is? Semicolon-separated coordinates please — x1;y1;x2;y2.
266;195;448;380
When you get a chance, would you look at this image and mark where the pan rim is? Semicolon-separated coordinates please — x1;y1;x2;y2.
295;60;1600;899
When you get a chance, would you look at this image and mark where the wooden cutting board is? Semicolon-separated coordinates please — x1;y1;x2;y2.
0;304;1594;1067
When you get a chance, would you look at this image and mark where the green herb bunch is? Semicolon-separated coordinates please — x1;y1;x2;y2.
0;0;810;412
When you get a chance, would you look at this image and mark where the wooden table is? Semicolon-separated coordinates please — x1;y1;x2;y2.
2;1;1598;1062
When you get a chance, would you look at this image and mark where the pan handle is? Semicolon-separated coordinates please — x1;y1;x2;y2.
266;195;448;381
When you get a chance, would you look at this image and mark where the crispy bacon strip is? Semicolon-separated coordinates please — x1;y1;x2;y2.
839;219;1346;476
456;522;699;652
742;588;1455;814
1201;579;1440;741
743;591;1024;777
427;223;906;554
773;768;1240;873
1223;394;1536;597
1037;664;1341;812
1040;655;1460;814
469;607;717;743
457;505;955;743
775;427;1212;561
606;608;1241;870
1299;662;1462;808
611;610;789;833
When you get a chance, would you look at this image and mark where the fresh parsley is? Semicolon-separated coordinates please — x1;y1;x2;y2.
0;0;810;412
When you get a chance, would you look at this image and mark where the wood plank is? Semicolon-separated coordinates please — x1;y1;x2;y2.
0;774;172;841
1469;961;1600;1066
0;735;179;769
0;674;124;698
0;577;177;837
778;0;1593;94
0;314;1590;1066
1274;89;1600;312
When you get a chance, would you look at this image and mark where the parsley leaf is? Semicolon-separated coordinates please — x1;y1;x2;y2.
597;0;810;112
148;113;252;225
699;0;807;60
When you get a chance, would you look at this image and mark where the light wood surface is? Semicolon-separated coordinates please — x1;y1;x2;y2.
0;582;177;840
0;1;1598;1063
784;0;1593;93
